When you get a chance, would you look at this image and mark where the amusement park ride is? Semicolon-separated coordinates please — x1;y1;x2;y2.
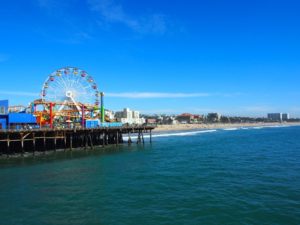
32;67;105;128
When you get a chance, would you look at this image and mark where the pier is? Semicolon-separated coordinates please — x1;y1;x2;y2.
0;126;155;156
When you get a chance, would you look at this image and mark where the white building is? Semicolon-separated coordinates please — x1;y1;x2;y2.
105;109;115;121
123;108;132;119
115;108;145;125
132;110;140;119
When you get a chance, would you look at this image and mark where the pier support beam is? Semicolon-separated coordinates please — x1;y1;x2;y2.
20;133;24;155
32;132;36;155
128;131;132;145
54;132;57;151
7;134;10;157
116;131;119;146
105;132;108;145
43;132;46;153
70;133;73;151
102;132;105;147
89;134;94;150
85;132;88;149
141;130;145;144
64;131;67;151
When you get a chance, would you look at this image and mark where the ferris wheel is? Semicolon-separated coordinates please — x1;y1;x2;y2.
41;67;100;110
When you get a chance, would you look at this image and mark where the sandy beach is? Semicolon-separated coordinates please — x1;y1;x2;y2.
154;122;300;132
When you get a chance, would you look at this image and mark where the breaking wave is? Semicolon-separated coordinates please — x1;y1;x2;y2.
123;129;217;140
223;128;239;131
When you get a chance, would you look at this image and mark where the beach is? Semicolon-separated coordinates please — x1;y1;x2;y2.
155;122;300;132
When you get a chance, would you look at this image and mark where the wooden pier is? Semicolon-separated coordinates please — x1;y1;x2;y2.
0;126;155;156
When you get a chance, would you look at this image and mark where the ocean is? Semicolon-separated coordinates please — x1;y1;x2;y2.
0;126;300;225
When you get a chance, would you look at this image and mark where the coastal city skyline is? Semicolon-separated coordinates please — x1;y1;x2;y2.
1;0;300;117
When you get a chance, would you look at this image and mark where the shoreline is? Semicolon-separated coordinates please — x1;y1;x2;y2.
154;122;300;132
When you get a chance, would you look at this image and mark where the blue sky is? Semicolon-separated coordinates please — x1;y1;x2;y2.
1;0;300;117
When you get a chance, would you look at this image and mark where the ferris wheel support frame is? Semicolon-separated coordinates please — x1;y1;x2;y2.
101;92;105;123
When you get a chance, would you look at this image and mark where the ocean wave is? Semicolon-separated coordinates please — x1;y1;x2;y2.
123;129;217;140
252;126;264;129
251;125;291;130
265;125;291;128
223;128;239;131
152;130;217;138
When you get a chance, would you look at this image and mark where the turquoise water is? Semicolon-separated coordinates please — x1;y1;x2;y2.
0;126;300;225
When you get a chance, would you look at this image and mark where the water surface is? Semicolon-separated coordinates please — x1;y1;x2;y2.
0;126;300;225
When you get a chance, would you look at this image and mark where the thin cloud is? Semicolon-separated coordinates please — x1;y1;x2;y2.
290;107;300;112
0;91;38;97
138;109;179;114
88;0;168;34
0;90;239;99
0;91;210;99
139;107;221;115
105;92;212;98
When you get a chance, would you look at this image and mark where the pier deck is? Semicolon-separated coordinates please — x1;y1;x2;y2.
0;126;155;156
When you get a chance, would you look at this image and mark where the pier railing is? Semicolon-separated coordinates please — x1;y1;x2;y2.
0;124;156;132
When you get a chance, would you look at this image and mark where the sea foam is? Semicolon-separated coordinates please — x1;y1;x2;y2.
223;128;239;131
123;129;217;140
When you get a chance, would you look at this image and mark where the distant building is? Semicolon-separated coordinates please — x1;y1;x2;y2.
176;113;194;124
268;113;283;121
0;100;9;129
175;113;203;124
207;113;221;122
114;111;123;120
146;118;157;124
115;108;145;125
0;100;8;115
132;110;140;119
161;116;178;125
105;109;115;121
282;113;290;121
193;115;204;122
